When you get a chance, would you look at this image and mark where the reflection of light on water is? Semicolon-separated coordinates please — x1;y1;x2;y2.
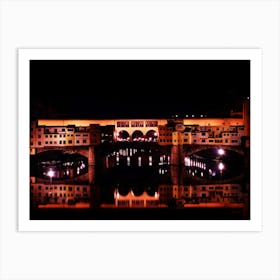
149;156;152;166
159;168;168;174
218;162;224;171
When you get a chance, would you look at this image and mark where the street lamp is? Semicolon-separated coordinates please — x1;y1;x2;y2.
217;148;225;156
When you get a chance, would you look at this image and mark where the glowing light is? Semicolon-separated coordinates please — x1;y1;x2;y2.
218;148;225;155
218;162;224;171
47;170;54;178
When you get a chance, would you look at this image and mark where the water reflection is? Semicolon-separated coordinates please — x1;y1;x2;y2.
185;148;245;180
30;150;88;180
97;144;246;205
30;144;248;210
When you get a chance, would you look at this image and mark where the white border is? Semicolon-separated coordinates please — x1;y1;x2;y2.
18;48;262;232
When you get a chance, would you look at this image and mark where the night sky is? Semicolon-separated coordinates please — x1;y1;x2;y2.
30;60;250;119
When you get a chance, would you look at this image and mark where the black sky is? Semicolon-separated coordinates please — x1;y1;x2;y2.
30;60;250;119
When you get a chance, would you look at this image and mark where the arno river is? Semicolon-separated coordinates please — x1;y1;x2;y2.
30;142;249;220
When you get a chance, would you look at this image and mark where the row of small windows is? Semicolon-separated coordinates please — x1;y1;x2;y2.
45;128;74;133
117;121;158;128
36;125;244;133
158;138;239;143
31;192;89;197
160;193;240;198
32;138;241;146
159;186;240;192
31;139;88;146
42;134;89;138
31;185;88;192
159;132;243;137
116;200;159;206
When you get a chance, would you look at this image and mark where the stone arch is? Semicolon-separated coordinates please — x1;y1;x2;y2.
185;144;245;156
131;185;145;196
132;130;144;141
31;149;88;180
146;129;158;141
117;130;130;141
117;184;130;196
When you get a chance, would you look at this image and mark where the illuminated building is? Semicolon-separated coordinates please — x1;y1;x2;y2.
30;177;90;206
158;184;245;205
30;117;248;151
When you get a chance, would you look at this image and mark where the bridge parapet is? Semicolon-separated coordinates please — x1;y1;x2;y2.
183;144;245;156
35;145;90;158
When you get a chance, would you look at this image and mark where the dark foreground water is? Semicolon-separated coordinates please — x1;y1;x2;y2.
30;207;248;220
